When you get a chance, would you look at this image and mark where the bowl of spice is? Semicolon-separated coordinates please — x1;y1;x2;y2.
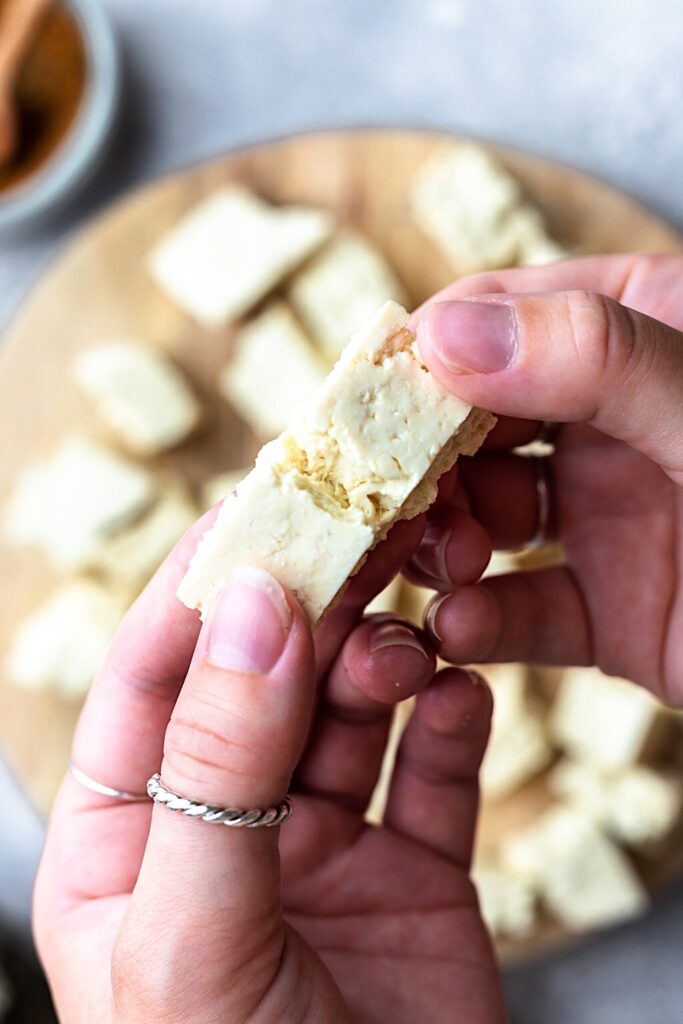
0;0;119;232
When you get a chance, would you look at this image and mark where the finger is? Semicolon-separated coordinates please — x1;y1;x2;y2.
294;615;435;812
404;507;492;592
424;568;592;669
480;415;541;452
418;282;683;483
116;569;316;1016
383;668;493;867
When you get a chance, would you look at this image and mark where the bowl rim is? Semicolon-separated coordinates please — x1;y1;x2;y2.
0;0;120;232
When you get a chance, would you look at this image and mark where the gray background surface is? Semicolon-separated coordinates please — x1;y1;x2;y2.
1;0;683;1020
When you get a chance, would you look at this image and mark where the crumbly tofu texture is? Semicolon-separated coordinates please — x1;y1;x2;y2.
6;580;128;699
411;143;566;275
178;301;495;623
4;437;157;570
220;303;327;438
289;232;407;360
73;341;201;455
148;187;333;328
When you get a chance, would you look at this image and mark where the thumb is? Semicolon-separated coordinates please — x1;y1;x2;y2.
419;292;683;481
112;567;316;1020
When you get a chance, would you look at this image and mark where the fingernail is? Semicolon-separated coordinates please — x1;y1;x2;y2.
369;622;430;659
410;524;452;584
425;594;449;641
423;300;517;374
206;567;291;673
465;669;484;686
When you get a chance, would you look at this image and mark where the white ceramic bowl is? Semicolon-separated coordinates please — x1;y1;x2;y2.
0;0;119;233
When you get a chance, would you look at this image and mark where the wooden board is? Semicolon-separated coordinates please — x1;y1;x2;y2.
0;128;682;956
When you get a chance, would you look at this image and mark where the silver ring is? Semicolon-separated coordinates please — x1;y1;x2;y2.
527;457;552;550
146;774;293;828
69;762;148;802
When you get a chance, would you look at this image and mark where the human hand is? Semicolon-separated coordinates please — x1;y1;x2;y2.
410;253;683;705
34;508;506;1023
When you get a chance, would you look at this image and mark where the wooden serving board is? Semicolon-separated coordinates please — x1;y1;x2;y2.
0;129;681;958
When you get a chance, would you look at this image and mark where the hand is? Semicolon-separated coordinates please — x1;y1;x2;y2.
410;252;683;705
34;510;506;1023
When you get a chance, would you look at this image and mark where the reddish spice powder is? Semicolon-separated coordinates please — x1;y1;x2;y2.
0;1;86;196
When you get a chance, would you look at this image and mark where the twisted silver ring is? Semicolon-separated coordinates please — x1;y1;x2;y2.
147;774;293;827
527;457;552;550
69;762;149;802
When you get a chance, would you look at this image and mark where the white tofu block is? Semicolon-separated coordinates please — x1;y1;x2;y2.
179;301;495;624
502;806;647;931
201;469;250;510
6;581;128;699
472;859;536;938
73;341;201;455
4;437;157;570
365;575;403;615
411;143;565;275
89;489;198;585
550;760;682;848
148;187;334;328
289;232;407;360
550;667;667;770
220;303;327;438
480;664;552;799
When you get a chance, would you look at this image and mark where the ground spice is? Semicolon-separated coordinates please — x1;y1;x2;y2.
0;0;86;196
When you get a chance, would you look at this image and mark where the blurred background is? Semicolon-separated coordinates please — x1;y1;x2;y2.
1;1;683;1021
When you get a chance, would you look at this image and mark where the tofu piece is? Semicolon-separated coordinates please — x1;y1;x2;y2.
480;663;552;799
148;187;333;328
502;806;647;931
550;667;669;770
73;341;201;455
4;437;157;570
365;575;403;615
88;489;198;586
411;143;565;275
220;303;327;438
289;232;407;360
5;581;128;699
201;469;250;510
178;301;495;624
550;760;682;848
472;859;536;938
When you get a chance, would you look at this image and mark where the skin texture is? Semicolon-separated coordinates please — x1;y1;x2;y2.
34;252;683;1022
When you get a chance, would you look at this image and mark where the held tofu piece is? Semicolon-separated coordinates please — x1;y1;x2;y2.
502;806;647;931
472;859;536;939
6;580;128;699
201;469;250;510
550;667;670;770
178;301;495;624
73;341;201;455
220;304;327;438
411;143;565;275
480;663;552;800
550;760;683;849
4;437;157;570
148;187;333;328
88;489;198;586
289;232;407;361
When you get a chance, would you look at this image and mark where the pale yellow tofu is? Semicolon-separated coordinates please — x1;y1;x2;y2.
74;341;201;455
4;437;156;570
149;187;333;327
472;858;536;938
179;301;494;624
6;580;129;699
289;231;407;360
220;303;327;439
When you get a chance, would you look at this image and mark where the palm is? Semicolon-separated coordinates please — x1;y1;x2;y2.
279;801;502;1024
